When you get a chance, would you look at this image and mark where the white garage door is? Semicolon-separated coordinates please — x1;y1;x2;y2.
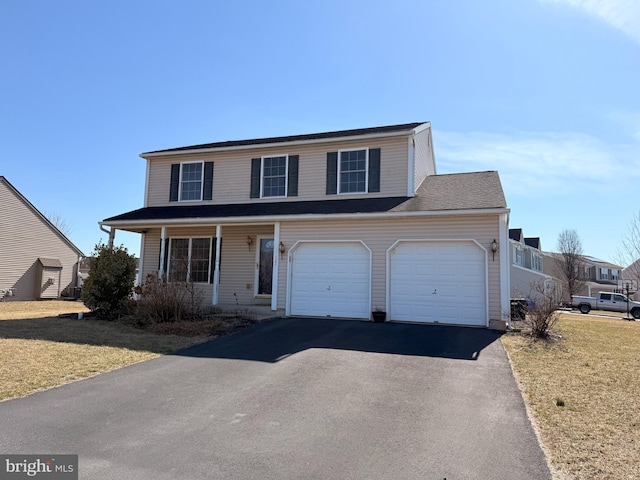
389;241;487;326
289;242;370;319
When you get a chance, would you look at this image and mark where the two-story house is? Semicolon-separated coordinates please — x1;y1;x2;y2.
541;251;623;300
509;228;560;301
101;122;511;328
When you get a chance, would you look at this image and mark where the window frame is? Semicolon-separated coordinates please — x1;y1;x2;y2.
337;148;369;195
166;236;213;283
260;154;289;198
513;245;523;266
178;161;205;202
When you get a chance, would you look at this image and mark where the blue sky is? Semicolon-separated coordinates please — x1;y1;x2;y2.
1;0;639;264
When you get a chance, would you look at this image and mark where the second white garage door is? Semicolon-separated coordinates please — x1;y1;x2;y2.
289;242;370;319
389;240;487;326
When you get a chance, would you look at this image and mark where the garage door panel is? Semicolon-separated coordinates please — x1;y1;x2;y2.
290;242;370;319
390;241;487;326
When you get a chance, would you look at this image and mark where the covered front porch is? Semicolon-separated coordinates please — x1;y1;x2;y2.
105;221;286;315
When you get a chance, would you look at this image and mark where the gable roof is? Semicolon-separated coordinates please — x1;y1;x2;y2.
143;122;427;156
509;229;522;242
524;237;541;249
102;171;507;226
38;258;63;268
0;176;84;257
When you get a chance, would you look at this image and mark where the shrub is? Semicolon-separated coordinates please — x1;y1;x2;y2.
81;242;137;317
136;274;203;324
525;282;562;338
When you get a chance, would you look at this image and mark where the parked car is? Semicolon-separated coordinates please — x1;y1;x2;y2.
571;291;640;319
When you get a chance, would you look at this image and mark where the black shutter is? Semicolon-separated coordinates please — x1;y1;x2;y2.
203;162;214;201
169;164;180;201
326;152;338;195
250;158;261;198
287;155;299;197
368;148;381;193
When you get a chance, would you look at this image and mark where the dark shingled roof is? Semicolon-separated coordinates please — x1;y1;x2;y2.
103;171;506;224
509;228;523;241
144;122;426;155
524;237;541;249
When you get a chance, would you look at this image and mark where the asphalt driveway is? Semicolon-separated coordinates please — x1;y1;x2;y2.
0;318;550;480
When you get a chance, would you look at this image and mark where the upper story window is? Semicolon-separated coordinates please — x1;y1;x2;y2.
339;149;368;194
513;245;523;266
180;162;204;201
250;155;298;199
531;253;542;272
169;161;214;202
261;155;288;198
326;148;381;196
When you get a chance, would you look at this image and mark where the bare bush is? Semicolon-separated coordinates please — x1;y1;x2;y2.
136;274;204;324
524;282;562;338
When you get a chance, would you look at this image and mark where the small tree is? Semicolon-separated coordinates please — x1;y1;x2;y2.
43;209;73;237
82;242;137;317
555;229;585;301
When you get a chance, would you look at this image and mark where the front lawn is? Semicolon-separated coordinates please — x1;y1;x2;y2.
502;314;640;480
0;301;211;401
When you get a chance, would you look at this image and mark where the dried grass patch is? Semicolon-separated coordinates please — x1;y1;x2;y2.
0;301;217;401
502;314;640;480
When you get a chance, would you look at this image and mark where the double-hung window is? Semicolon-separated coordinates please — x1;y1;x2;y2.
261;155;288;198
338;149;368;194
168;237;212;283
180;162;204;201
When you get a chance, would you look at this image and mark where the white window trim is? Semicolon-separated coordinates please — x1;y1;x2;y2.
167;236;213;283
178;161;205;202
260;154;289;199
337;148;369;195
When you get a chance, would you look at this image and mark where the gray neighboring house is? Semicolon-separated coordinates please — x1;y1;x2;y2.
509;228;560;301
100;122;512;328
541;251;622;300
0;176;83;301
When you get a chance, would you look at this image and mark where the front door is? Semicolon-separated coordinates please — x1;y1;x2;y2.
256;237;274;296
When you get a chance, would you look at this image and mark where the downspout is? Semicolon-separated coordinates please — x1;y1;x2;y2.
99;224;116;247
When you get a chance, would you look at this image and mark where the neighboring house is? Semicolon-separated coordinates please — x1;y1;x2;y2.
541;251;623;299
77;257;139;288
621;259;640;298
100;122;511;328
509;228;560;301
0;176;83;301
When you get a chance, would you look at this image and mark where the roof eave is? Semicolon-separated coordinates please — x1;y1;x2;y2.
140;127;424;159
100;207;510;230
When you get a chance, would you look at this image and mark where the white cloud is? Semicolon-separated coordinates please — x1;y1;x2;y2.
434;129;640;197
543;0;640;44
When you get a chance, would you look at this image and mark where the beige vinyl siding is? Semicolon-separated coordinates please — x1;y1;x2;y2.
0;180;80;301
141;224;274;307
413;125;436;192
279;214;502;320
38;267;62;299
145;136;410;207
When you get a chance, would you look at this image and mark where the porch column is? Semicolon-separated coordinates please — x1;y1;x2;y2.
136;233;146;298
212;225;221;305
159;226;167;278
271;222;280;311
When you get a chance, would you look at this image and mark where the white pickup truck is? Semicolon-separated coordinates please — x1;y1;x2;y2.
571;291;640;319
